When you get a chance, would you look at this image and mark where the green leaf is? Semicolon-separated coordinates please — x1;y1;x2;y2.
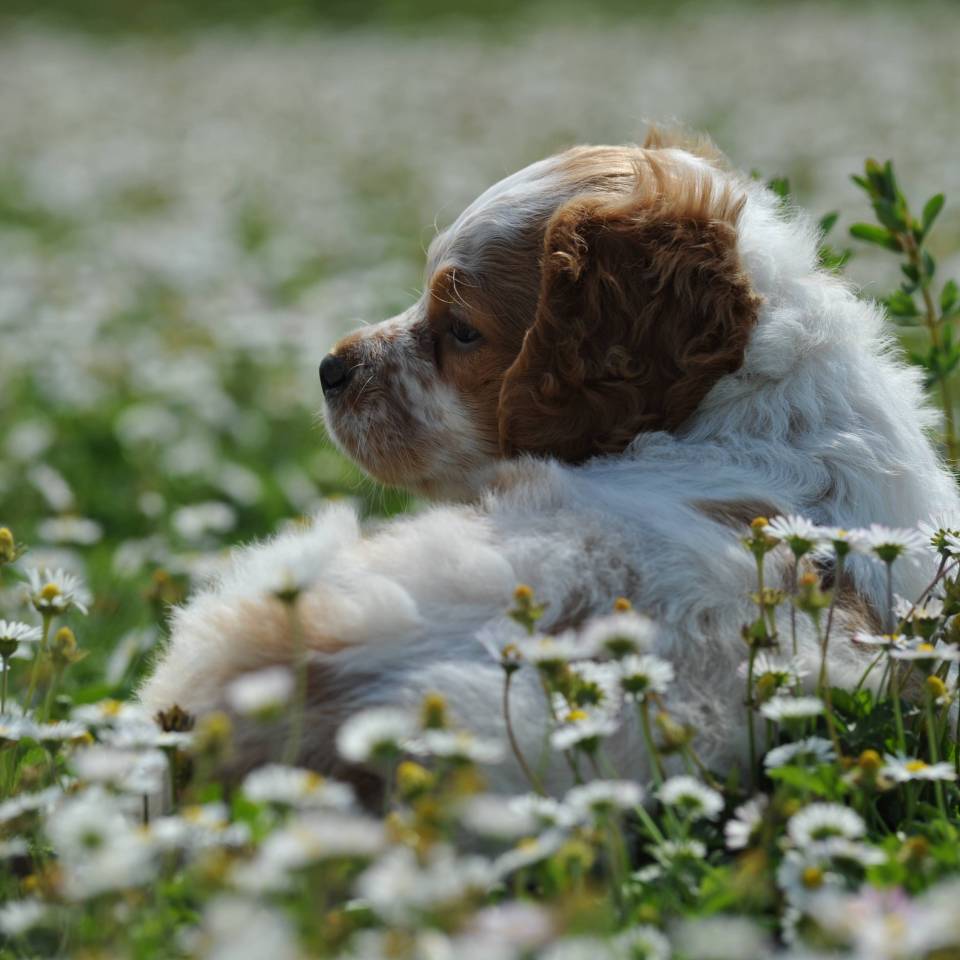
923;249;937;283
885;290;919;317
767;176;791;201
818;211;839;236
850;223;902;252
922;193;945;235
873;198;908;233
942;279;959;316
851;173;871;194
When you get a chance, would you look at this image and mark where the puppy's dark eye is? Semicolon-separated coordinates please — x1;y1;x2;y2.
450;318;482;345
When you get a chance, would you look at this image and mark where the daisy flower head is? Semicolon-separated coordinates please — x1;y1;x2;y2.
739;653;808;696
618;653;674;701
613;926;671;960
25;567;91;616
816;526;861;561
725;794;768;850
407;728;505;765
335;706;417;764
549;709;619;753
787;803;865;847
565;780;643;820
852;631;905;649
776;849;844;909
567;660;622;712
242;765;355;811
579;611;656;659
759;695;825;723
893;593;944;625
657;775;724;821
853;524;929;565
515;630;595;670
764;736;836;770
225;666;294;719
0;620;41;658
921;514;960;555
651;838;707;868
890;638;960;664
764;515;824;557
881;756;958;783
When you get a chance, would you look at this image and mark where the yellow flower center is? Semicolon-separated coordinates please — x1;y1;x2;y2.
566;709;589;723
801;866;824;889
918;643;935;654
40;583;61;601
906;760;928;773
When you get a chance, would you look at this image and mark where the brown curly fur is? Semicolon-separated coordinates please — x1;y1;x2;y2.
498;155;762;462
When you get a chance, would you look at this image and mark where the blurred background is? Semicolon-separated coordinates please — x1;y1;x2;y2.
0;0;958;696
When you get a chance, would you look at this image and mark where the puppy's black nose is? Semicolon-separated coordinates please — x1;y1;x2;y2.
319;353;351;397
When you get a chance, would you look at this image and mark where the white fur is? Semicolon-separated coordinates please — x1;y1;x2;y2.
140;146;959;793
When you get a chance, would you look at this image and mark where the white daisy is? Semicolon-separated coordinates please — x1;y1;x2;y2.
37;516;103;546
225;666;294;718
739;653;809;689
651;839;707;867
335;706;417;764
31;721;88;744
578;611;656;658
808;836;887;868
618;653;675;701
565;780;643;819
894;594;944;622
356;844;493;924
515;630;597;667
242;765;355;810
672;915;771;960
724;795;768;850
881;756;958;782
852;631;906;648
407;728;505;764
0;898;47;937
508;794;578;831
853;524;929;564
493;829;568;877
549;709;620;752
787;803;865;847
613;925;671;960
776;849;844;909
0;620;42;654
657;775;724;821
890;639;960;663
25;567;91;615
764;515;825;555
458;794;538;839
764;736;836;769
759;695;825;722
0;786;62;824
567;660;623;712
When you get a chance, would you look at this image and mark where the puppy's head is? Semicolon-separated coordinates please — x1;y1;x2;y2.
322;134;761;499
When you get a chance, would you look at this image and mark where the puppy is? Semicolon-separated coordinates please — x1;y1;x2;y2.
140;130;958;795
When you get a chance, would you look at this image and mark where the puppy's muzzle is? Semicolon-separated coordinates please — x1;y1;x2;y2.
319;353;353;398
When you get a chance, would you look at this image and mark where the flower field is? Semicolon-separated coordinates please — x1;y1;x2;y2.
3;5;960;958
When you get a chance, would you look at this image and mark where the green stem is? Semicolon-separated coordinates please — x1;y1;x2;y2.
24;612;54;712
745;646;758;790
926;695;948;820
503;670;545;795
638;700;665;785
282;601;308;766
1;655;8;714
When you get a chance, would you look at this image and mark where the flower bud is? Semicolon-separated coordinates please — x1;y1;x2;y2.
421;692;447;730
926;675;948;701
0;527;16;565
613;597;632;612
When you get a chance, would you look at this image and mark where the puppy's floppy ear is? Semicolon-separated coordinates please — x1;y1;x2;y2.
497;158;761;462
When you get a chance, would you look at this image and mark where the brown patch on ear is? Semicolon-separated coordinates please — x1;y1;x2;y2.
643;125;729;168
695;499;783;532
498;155;761;462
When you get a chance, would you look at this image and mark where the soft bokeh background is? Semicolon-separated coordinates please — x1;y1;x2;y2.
1;0;958;697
